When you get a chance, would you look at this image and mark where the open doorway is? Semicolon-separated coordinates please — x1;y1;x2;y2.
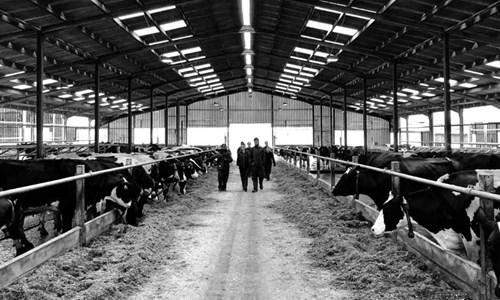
228;123;272;157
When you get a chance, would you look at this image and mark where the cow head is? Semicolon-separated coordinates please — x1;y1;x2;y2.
371;192;405;235
332;167;358;196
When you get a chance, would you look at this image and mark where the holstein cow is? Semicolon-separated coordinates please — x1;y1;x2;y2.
370;169;500;296
332;155;461;209
0;159;143;255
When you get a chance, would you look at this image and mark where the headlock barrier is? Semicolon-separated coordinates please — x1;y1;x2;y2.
277;147;499;300
0;150;212;288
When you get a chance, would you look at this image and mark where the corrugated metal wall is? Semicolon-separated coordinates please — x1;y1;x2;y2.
104;91;390;147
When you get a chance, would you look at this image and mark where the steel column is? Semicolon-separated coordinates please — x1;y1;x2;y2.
226;95;230;146
320;101;323;147
94;62;100;152
271;95;275;146
36;32;44;158
343;88;347;148
459;108;464;148
405;116;410;146
363;77;368;153
429;111;434;147
443;31;452;152
127;78;133;153
312;104;315;146
149;88;153;145
185;104;188;145
329;93;333;146
176;100;180;146
164;95;168;146
393;60;399;152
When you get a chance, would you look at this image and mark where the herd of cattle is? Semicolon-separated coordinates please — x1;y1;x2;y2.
0;145;217;257
279;146;500;297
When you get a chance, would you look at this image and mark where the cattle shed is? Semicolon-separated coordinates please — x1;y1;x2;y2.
1;0;500;155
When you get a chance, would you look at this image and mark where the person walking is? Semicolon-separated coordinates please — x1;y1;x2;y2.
236;141;250;191
263;141;276;181
212;144;232;191
250;137;265;193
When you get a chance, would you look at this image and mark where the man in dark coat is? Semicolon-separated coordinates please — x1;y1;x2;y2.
213;144;233;191
236;142;250;191
250;137;266;193
263;141;276;181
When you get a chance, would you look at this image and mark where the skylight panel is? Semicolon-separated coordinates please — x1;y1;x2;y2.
279;78;292;83
459;82;477;88
464;69;484;76
410;96;422;100
277;82;289;87
306;20;333;32
114;99;127;104
178;67;194;74
172;35;194;41
290;56;308;62
183;72;198;78
301;35;321;41
149;6;176;14
401;88;419;95
246;68;252;76
195;64;211;70
284;68;299;75
171;60;187;65
181;47;202;55
294;46;314;56
204;74;217;80
419;83;429;87
282;74;295;80
189;56;206;61
75;89;94;96
4;71;25;77
299;72;314;78
486;60;500;68
325;40;345;46
244;32;252;49
286;63;302;70
310;60;326;65
303;66;319;73
58;94;72;98
421;92;436;97
134;26;159;37
117;12;143;20
314;6;342;15
292;81;303;86
370;98;385;103
314;51;329;58
199;68;214;75
162;51;181;58
160;20;187;32
295;77;310;82
434;77;457;86
245;55;252;65
73;97;85;101
242;0;251;26
190;77;203;82
211;83;222;88
207;79;220;84
332;25;357;36
276;85;287;90
213;86;224;90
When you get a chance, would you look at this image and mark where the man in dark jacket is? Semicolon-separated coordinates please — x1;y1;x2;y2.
263;141;276;181
250;137;266;193
236;142;250;191
213;144;232;191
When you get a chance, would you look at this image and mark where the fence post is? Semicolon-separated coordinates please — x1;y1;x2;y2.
478;173;495;300
352;156;359;199
299;152;303;169
330;153;335;188
306;153;310;173
316;150;321;184
74;164;86;246
294;153;297;167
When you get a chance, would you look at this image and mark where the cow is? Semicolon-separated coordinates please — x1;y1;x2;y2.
332;155;461;209
0;159;143;255
370;170;500;269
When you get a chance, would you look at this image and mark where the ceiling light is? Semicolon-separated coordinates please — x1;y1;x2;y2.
171;60;187;65
181;47;202;55
301;35;321;41
204;74;217;80
314;51;329;58
190;77;203;82
245;54;252;65
199;68;214;75
325;40;344;46
207;79;220;84
178;67;194;74
410;96;422;100
246;68;252;76
421;92;436;97
279;78;292;83
370;98;385;103
299;72;314;78
401;88;419;95
58;94;73;98
195;64;211;70
290;55;308;62
183;72;198;77
284;68;299;75
73;97;85;101
188;56;206;61
282;74;295;80
434;77;457;86
162;51;181;58
75;89;93;96
310;60;326;65
419;83;429;87
303;66;319;73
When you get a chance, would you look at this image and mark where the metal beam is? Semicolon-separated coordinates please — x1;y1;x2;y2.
165;95;169;146
150;88;154;145
176;100;180;146
127;78;133;153
443;31;452;152
36;31;44;158
94;62;100;152
343;87;347;148
363;77;368;153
